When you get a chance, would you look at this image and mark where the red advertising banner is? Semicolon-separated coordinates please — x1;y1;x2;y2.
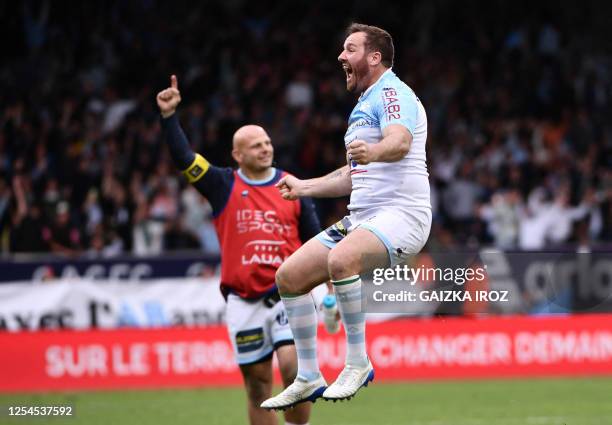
1;314;612;392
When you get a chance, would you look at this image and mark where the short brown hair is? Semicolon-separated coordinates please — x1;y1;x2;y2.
345;23;394;68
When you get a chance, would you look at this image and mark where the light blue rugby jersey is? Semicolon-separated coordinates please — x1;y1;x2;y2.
345;69;430;212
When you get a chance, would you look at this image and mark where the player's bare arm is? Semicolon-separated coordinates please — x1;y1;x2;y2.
347;124;412;165
276;165;351;200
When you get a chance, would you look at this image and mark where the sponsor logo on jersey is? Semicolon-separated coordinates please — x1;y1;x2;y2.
382;87;401;121
236;209;293;235
347;118;376;134
241;240;288;265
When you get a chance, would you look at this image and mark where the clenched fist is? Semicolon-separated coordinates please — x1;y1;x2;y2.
275;175;305;200
156;75;182;118
347;139;377;165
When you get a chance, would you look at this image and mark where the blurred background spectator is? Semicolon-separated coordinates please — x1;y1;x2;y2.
1;0;611;257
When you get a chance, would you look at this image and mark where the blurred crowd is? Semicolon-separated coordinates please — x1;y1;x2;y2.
1;0;611;257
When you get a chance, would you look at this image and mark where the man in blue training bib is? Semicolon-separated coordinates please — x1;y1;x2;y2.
262;23;432;410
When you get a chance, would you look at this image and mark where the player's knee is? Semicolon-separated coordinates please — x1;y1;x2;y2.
276;263;298;295
327;247;359;280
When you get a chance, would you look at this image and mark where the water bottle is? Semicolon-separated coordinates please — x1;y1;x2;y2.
322;294;340;334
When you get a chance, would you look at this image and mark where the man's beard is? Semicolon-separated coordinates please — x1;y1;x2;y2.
347;58;370;93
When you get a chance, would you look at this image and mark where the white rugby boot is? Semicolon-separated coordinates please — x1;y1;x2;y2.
322;359;374;401
260;375;327;411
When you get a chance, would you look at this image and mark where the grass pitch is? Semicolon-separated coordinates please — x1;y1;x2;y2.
1;377;611;425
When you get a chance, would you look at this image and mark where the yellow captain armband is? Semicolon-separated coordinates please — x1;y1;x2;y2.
182;153;210;183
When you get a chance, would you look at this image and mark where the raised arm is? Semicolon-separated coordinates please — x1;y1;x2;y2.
157;75;202;173
276;165;351;200
156;75;233;215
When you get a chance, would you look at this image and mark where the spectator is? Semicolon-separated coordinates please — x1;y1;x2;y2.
43;201;83;256
478;190;521;249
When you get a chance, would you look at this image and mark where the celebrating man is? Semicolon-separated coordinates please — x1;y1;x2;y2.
262;23;431;409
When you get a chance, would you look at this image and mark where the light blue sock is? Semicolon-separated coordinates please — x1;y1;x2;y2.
281;293;321;381
333;275;368;367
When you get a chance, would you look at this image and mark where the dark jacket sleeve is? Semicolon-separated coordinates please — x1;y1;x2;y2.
192;166;234;217
160;114;233;216
160;114;195;169
298;197;321;243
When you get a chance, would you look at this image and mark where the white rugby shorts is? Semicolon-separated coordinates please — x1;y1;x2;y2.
225;293;294;365
316;207;432;266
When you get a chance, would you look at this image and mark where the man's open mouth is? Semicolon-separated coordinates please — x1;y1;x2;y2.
342;63;353;82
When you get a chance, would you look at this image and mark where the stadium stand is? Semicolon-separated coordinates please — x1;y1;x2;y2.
1;0;611;256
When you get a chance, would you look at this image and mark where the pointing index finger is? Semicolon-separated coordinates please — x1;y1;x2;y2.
171;75;178;90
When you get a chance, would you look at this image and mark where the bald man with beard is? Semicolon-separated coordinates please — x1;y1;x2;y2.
157;75;324;425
